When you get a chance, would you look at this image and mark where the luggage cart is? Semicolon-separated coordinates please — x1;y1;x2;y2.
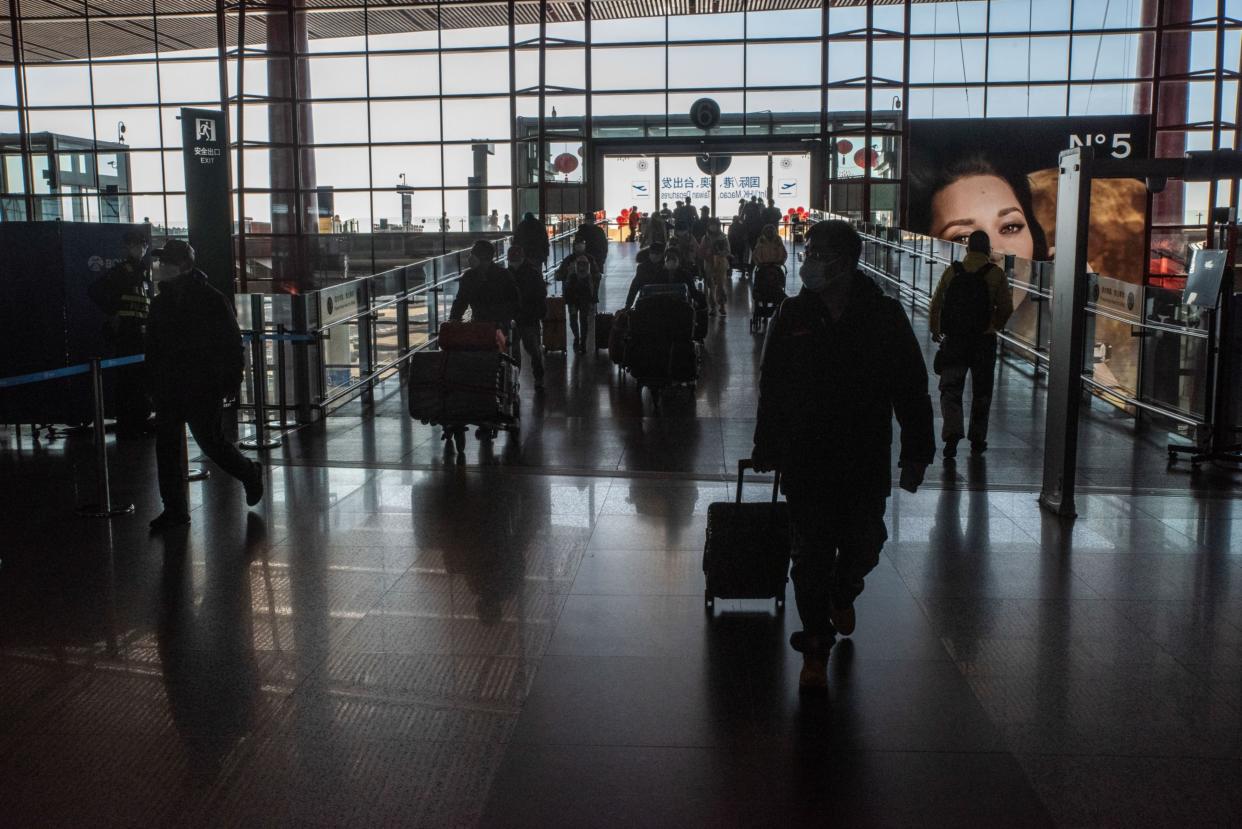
750;264;787;333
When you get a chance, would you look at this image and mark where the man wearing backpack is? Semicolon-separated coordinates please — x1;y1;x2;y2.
929;230;1014;459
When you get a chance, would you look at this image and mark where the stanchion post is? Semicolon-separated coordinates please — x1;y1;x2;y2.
267;324;291;428
396;266;410;358
291;293;314;424
357;280;375;407
78;358;134;518
241;296;281;450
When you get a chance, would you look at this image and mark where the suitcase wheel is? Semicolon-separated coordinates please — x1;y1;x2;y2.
704;591;714;613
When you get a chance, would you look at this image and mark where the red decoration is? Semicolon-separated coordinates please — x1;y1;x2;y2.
787;208;797;215
835;139;854;156
853;149;879;169
554;153;578;175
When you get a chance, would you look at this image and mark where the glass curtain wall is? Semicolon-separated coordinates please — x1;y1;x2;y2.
0;1;1237;293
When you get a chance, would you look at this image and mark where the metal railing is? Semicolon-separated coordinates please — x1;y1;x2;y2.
231;220;581;437
847;220;1213;431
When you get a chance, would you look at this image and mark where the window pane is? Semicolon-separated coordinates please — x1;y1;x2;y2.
96;108;161;149
989;0;1072;33
307;147;371;188
441;97;510;141
591;16;665;44
989;85;1068;117
592;46;666;91
161;60;223;104
988;36;1070;82
369;100;442;143
909;38;986;83
911;1;989;35
1071;34;1152;80
92;62;159;106
668;45;743;89
23;65;92;106
746;43;820;87
442;51;509;95
299;56;367;99
668;12;743;41
371;145;443;188
305;101;370;144
368;54;440;98
748;9;821;39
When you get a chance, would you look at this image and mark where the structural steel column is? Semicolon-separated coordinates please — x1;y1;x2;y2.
1040;147;1095;518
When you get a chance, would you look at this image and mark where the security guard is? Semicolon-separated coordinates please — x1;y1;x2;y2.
146;239;263;530
88;229;153;438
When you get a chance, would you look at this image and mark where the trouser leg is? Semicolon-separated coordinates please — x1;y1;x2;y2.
568;304;582;341
155;407;189;514
186;396;254;485
967;337;997;444
787;493;836;643
831;499;888;608
939;362;968;442
519;325;544;379
114;327;150;434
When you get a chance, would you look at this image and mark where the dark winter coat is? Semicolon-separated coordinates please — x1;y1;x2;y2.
145;269;242;405
450;262;521;327
573;223;609;266
514;216;549;263
754;271;935;498
510;262;548;326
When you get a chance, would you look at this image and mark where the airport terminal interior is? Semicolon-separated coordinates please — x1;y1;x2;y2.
3;0;1242;826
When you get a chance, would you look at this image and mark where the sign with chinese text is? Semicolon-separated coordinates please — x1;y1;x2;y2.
180;107;233;296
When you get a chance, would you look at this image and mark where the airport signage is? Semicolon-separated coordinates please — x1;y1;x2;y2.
180;107;233;297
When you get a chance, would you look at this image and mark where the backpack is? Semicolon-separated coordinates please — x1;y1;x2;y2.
940;261;994;338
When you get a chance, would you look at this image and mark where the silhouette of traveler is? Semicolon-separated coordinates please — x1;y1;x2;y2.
450;240;521;328
556;239;602;287
87;229;153;438
675;197;696;233
626;247;697;309
703;237;731;317
488;209;500;231
752;220;934;691
513;212;549;266
573;213;609;268
751;223;787;270
565;255;597;354
502;213;511;231
929;229;1014;458
627;205;641;242
146;239;263;530
508;244;547;390
763;197;783;230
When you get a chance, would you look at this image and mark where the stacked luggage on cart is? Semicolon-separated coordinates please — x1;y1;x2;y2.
750;264;787;333
408;321;520;452
609;283;699;405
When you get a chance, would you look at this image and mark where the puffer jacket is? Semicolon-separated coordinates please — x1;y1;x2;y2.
754;271;935;498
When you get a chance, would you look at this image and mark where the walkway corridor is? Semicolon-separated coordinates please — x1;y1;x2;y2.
1;242;1240;826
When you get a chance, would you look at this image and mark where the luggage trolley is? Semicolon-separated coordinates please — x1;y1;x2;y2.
408;326;522;453
624;284;700;410
750;264;787;333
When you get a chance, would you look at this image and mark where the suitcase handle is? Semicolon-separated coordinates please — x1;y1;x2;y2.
736;459;780;504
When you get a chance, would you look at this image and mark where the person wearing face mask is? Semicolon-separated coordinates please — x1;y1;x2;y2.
928;229;1013;459
555;239;601;286
625;247;696;310
507;245;547;390
751;220;934;692
145;240;263;531
449;240;521;330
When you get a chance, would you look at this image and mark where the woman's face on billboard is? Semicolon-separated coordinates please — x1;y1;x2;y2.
931;174;1035;259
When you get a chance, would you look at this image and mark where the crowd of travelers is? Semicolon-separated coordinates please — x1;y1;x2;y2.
103;199;1013;699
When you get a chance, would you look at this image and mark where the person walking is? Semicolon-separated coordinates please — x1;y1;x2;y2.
573;213;609;269
488;210;500;232
751;220;934;692
703;237;731;317
507;244;547;391
514;212;549;267
146;240;263;531
627;206;641;242
928;229;1014;459
751;224;787;270
502;213;511;232
564;255;597;354
449;240;521;328
88;229;153;438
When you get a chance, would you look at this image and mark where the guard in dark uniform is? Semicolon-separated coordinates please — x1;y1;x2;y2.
88;230;153;438
146;240;264;530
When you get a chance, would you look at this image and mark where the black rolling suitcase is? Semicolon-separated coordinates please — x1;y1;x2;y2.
703;459;791;612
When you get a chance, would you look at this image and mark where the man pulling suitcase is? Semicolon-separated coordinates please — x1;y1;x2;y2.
751;221;935;692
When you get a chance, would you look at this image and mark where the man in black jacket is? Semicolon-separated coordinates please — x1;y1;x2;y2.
449;240;521;328
752;220;934;691
146;240;263;530
507;244;547;390
573;214;609;269
513;212;549;266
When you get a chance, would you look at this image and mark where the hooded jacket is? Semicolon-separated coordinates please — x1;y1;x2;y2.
751;235;787;267
449;262;521;327
754;271;935;498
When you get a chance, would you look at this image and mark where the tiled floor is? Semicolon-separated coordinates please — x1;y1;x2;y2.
1;242;1239;826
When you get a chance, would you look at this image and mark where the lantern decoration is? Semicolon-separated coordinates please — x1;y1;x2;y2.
853;148;879;169
835;139;854;156
553;153;578;175
787;207;797;215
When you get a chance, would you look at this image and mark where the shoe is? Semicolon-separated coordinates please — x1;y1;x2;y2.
149;510;191;531
830;603;856;637
971;440;988;455
943;439;959;459
799;653;829;693
244;461;264;506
